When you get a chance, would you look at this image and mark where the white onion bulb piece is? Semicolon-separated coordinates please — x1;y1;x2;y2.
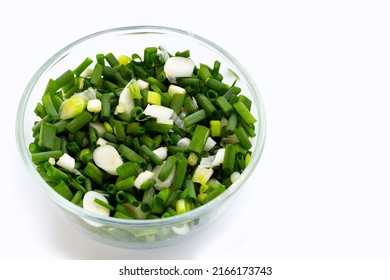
93;145;123;175
164;56;195;83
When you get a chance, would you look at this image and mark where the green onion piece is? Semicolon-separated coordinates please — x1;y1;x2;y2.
34;103;46;119
115;191;128;204
234;127;252;150
206;89;219;102
155;187;171;206
188;125;210;155
55;70;74;91
162;133;173;146
114;120;126;142
198;64;212;82
115;176;135;191
175;199;187;214
205;77;230;94
237;94;252;110
176;77;201;91
226;112;238;135
116;162;138;179
38;122;57;150
183;109;207;128
94;197;115;211
84;177;92;192
195;93;218;118
187;152;198;166
192;166;214;186
222;144;236;175
104;52;119;67
166;190;182;208
223;86;241;100
59;96;87;120
139;134;156;150
46;165;69;181
113;211;133;219
233;101;257;125
31;150;63;164
66;141;80;154
199;183;226;204
183;179;197;202
182;96;199;114
216;96;234;115
77;147;93;164
141;186;155;213
82;162;104;186
157;156;177;182
147;91;161;105
100;93;112;121
171;158;187;190
144;47;158;65
65;111;93;134
154;135;163;147
210;120;221;137
140;179;156;190
88;126;98;145
90;63;104;86
114;71;129;87
73;57;93;76
145;121;172;134
170;93;186;115
118;144;147;168
175;49;190;58
239;115;256;134
71;190;83;205
140;145;163;166
43;79;57;97
106;184;117;195
212;60;221;78
163;207;177;217
96;53;105;65
42;94;59;121
68;178;87;193
53;181;73;201
150;203;164;215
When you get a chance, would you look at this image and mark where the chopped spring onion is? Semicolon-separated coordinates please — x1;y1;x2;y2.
29;45;259;225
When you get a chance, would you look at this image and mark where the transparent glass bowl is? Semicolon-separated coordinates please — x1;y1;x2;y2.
16;26;266;249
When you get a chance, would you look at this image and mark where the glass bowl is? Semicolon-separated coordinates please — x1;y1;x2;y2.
16;26;266;249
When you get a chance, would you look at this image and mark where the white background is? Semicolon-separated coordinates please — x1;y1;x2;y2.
1;0;390;260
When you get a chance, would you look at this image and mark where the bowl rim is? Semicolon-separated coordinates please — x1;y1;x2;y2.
16;25;266;228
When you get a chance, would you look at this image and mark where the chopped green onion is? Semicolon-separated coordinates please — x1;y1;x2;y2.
188;125;210;155
233;101;257;125
29;45;258;223
222;144;236;175
53;181;73;201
